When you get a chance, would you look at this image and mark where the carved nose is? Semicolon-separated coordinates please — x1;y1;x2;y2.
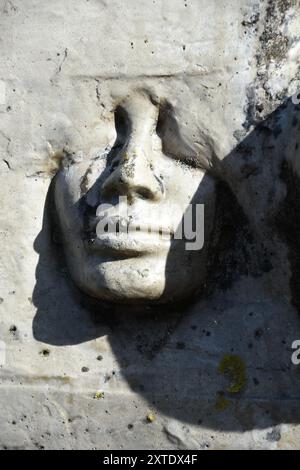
101;96;164;202
102;146;163;201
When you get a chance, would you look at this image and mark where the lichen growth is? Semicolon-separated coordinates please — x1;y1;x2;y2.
146;413;155;423
93;391;105;399
215;392;229;412
218;354;246;394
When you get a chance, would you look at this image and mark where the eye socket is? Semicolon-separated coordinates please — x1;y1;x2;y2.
106;106;131;165
156;101;174;140
114;105;130;142
156;102;208;171
156;102;195;166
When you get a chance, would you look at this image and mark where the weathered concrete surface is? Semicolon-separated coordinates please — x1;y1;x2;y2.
1;0;300;449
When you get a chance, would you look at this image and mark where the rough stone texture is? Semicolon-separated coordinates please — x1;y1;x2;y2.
1;0;300;449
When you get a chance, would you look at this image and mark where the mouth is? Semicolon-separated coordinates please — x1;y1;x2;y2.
83;217;173;256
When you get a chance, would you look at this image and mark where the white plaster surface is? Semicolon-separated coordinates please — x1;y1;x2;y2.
1;0;300;449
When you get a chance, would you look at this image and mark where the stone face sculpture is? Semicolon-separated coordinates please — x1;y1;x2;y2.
54;90;217;302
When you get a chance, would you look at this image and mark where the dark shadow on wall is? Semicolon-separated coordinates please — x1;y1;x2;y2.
31;182;113;345
33;97;300;431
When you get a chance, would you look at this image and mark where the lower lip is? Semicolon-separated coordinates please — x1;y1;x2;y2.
84;231;172;255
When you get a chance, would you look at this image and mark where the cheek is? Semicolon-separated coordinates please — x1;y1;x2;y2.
54;171;82;235
164;164;215;206
158;165;216;235
56;158;108;204
55;164;88;204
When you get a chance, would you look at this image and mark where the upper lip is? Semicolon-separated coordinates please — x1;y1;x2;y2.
85;216;174;237
83;217;173;257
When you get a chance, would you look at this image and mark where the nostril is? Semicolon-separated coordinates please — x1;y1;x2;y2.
135;186;156;200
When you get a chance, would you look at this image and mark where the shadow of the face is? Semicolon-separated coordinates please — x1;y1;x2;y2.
32;97;300;431
31;184;113;345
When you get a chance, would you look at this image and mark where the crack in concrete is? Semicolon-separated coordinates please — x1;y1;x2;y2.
2;159;11;170
57;48;68;74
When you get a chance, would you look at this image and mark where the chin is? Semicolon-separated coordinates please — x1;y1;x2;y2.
76;276;167;304
66;254;201;304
